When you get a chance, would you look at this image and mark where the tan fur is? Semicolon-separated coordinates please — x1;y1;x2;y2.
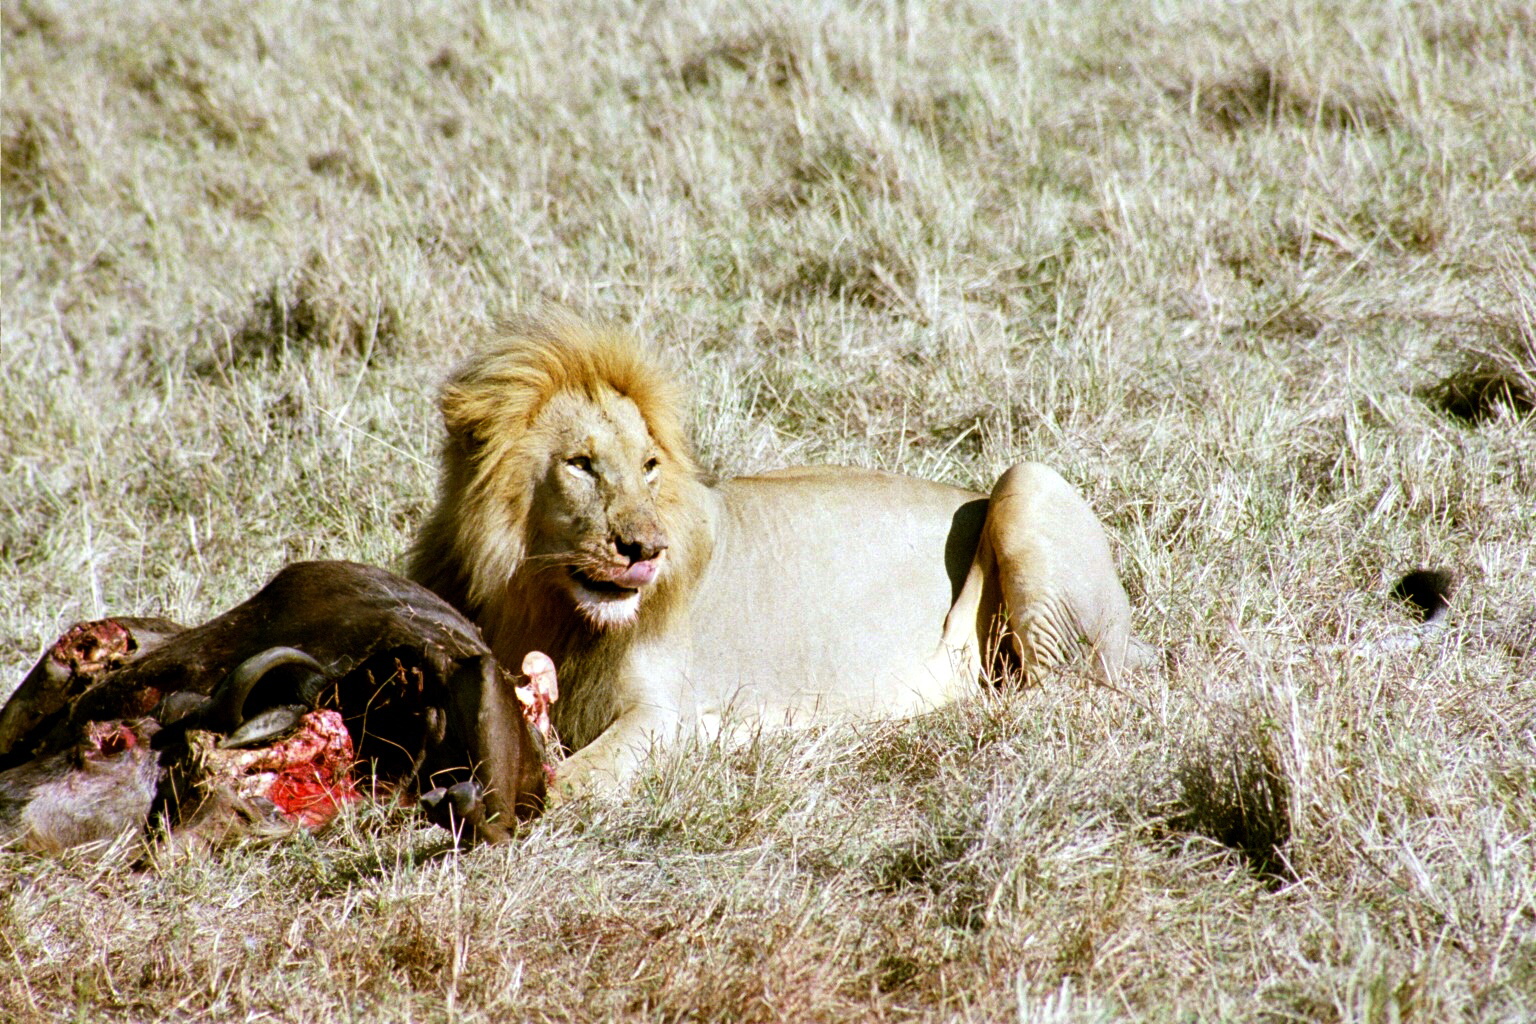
411;312;701;618
410;314;1146;802
410;313;714;754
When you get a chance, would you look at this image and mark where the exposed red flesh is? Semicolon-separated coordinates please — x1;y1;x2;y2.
204;710;360;827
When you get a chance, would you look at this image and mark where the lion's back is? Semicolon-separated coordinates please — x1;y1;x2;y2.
679;467;987;722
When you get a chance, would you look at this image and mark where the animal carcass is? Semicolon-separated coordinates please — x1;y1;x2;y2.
0;561;549;852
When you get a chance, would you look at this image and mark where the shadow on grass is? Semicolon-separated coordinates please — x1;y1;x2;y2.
1166;700;1295;885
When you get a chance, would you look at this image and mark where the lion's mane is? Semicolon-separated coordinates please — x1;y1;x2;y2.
408;314;708;682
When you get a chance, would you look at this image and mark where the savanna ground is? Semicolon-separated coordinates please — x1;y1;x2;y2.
3;0;1534;1020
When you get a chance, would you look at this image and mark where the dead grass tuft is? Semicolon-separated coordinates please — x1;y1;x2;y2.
676;27;868;95
677;30;806;92
776;246;916;314
122;51;269;149
0;0;58;43
307;148;384;195
0;111;57;217
1170;698;1294;882
197;264;401;376
1423;281;1536;423
1422;4;1536;58
1174;65;1397;133
868;827;988;931
764;134;905;213
380;909;452;988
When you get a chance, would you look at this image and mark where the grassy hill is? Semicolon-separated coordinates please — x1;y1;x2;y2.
2;0;1533;1019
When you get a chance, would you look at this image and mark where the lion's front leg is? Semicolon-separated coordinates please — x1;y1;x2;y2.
972;461;1144;683
548;706;676;804
546;644;687;806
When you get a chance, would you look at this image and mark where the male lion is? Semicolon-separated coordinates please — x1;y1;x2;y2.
410;315;1146;802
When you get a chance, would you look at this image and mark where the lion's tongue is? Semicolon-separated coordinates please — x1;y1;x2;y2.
614;560;659;587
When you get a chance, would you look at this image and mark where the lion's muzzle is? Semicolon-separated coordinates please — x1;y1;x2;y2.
614;528;667;566
564;530;667;629
599;526;667;587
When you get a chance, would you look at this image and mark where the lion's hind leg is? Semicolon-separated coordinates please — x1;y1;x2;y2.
976;462;1138;684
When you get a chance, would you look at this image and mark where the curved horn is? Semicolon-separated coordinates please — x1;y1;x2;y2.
199;647;325;733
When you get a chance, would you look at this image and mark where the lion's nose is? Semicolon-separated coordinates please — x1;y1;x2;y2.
615;535;667;565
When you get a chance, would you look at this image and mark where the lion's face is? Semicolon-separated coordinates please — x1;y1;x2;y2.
523;390;670;629
410;316;701;648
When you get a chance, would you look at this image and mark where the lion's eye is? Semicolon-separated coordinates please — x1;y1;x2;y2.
644;457;660;480
565;455;593;475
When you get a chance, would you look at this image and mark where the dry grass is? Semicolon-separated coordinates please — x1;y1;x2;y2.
3;0;1534;1020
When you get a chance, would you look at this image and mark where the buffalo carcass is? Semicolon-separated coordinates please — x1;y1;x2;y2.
0;561;550;853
